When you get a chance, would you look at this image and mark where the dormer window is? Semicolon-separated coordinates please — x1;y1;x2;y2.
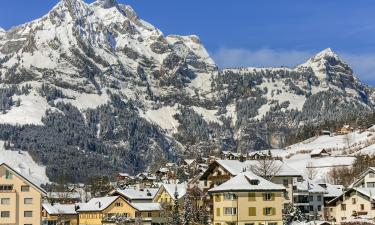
250;180;259;185
370;172;375;178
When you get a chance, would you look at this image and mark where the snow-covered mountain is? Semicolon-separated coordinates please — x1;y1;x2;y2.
0;0;373;182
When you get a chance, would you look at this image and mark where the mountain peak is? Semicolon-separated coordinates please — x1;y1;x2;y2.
313;48;339;60
92;0;118;9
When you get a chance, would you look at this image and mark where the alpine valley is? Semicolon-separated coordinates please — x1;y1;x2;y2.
0;0;374;183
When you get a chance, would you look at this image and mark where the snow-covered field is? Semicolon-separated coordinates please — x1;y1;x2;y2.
265;127;375;182
0;141;50;185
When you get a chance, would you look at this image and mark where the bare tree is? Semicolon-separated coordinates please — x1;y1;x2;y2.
306;162;317;180
250;158;282;181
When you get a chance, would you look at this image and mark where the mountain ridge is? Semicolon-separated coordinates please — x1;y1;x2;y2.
0;0;373;182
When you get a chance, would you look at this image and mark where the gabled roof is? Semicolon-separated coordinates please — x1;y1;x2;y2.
184;159;196;165
310;149;330;155
78;196;121;212
42;203;78;215
294;180;328;194
154;183;187;200
208;171;285;193
110;188;159;200
328;187;375;205
0;162;47;195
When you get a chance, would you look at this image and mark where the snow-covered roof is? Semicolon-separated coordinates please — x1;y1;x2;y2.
158;168;169;173
78;196;120;212
209;171;285;193
166;163;177;167
132;203;161;211
0;162;47;195
294;180;328;194
213;160;302;177
162;183;187;200
350;167;375;187
112;188;158;200
222;151;242;157
42;203;78;215
118;173;134;178
318;183;343;197
310;149;329;155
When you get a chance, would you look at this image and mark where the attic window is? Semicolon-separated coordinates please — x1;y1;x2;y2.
5;170;12;180
370;172;375;178
249;180;259;185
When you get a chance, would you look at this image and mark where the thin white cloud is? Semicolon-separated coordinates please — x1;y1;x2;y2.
211;48;375;86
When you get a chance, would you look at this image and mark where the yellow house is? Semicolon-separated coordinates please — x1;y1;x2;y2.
326;187;375;224
0;162;47;225
78;195;163;225
42;203;79;225
153;183;187;206
209;171;285;225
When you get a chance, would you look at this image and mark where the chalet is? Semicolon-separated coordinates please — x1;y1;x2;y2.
247;152;269;160
42;203;80;225
116;172;135;184
181;159;196;169
310;149;331;158
153;183;187;206
135;173;157;188
220;151;244;161
339;125;354;135
350;167;375;188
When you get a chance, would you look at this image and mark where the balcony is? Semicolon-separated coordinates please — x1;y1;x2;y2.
0;189;15;193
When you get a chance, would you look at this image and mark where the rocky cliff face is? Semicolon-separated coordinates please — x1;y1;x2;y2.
0;0;373;182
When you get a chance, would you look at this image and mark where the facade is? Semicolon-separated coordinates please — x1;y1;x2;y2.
209;171;285;225
293;180;327;220
153;184;187;206
42;203;79;225
78;196;163;225
326;187;375;224
0;163;47;225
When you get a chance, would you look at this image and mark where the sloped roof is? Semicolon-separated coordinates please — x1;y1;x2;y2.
184;159;196;165
43;203;78;215
48;192;81;199
111;188;159;200
78;196;120;212
208;171;285;193
132;203;161;211
294;180;328;194
213;160;302;177
162;183;187;200
0;162;47;195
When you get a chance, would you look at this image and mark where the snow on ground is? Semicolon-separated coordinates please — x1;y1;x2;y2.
0;91;50;125
0;141;50;185
191;106;223;125
58;90;110;110
141;105;179;134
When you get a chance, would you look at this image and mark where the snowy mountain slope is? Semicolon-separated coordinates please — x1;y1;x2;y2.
0;0;374;182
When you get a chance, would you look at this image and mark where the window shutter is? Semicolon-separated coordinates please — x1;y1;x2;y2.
215;195;221;202
263;193;266;201
248;193;255;201
216;208;220;217
272;208;276;215
271;193;275;201
248;207;256;216
263;208;266;215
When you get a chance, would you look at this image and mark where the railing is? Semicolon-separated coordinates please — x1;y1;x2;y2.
0;189;15;193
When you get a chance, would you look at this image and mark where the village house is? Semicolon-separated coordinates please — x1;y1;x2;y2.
209;171;285;225
350;167;375;188
310;149;331;158
116;173;135;185
135;173;157;189
293;180;328;220
153;183;187;207
78;195;163;225
199;160;302;208
47;191;82;204
0;162;47;225
181;159;197;170
42;203;80;225
220;151;245;161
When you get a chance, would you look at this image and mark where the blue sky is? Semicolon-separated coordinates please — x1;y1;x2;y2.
1;0;375;85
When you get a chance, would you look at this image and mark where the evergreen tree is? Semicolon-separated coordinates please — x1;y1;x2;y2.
183;192;192;225
171;186;181;225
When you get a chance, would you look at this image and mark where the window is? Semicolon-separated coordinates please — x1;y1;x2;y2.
318;205;322;211
352;198;356;204
24;211;32;217
224;207;237;215
372;203;375;210
269;223;277;225
223;193;237;201
148;212;152;217
245;224;255;225
309;205;314;212
215;195;221;202
5;170;12;179
361;204;365;211
24;198;33;204
1;211;10;218
367;182;375;188
317;195;322;201
115;202;122;207
1;198;10;205
0;185;13;191
341;217;347;220
263;207;274;216
263;193;274;201
248;193;256;201
216;208;220;217
341;204;346;211
248;207;256;216
21;186;30;192
370;172;375;178
283;179;289;187
309;196;313;201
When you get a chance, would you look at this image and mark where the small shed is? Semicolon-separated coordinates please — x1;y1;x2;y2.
310;149;331;158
